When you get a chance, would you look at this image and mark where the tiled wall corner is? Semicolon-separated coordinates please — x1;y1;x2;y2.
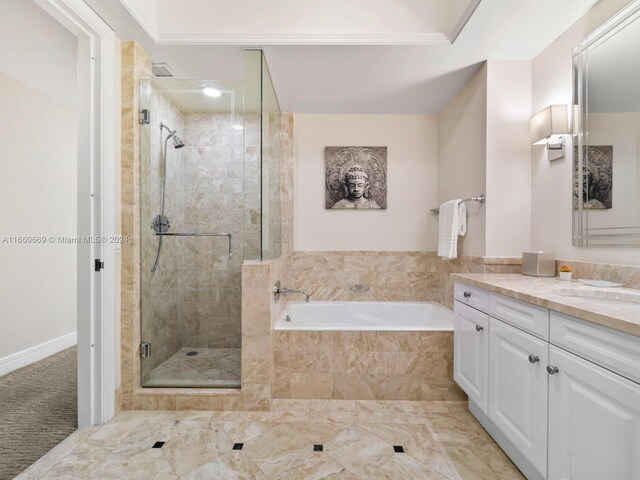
437;256;521;309
120;41;151;406
236;261;277;411
281;113;294;256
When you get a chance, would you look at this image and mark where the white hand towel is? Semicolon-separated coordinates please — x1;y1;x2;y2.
458;202;467;236
438;199;462;260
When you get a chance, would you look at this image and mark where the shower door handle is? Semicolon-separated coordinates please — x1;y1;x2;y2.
154;232;232;259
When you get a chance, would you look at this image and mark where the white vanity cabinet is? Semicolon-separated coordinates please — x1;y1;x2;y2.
454;281;640;480
453;302;489;413
488;318;549;477
547;345;640;480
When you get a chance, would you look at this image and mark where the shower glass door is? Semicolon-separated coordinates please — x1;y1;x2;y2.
139;78;245;388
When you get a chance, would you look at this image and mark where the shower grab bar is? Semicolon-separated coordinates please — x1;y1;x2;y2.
154;232;232;259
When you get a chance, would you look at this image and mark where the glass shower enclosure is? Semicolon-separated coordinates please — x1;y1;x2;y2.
139;50;281;388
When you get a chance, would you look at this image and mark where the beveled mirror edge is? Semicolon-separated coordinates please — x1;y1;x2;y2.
572;0;640;248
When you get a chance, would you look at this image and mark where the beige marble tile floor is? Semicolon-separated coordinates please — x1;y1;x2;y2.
16;400;525;480
144;348;241;388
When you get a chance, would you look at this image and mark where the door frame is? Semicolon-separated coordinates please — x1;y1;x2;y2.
33;0;117;427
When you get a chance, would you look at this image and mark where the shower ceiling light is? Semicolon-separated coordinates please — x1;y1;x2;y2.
202;86;222;98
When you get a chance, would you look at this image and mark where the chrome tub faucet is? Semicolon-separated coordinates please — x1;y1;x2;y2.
273;281;310;303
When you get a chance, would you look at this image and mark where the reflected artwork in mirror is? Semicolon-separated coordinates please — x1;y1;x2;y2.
573;1;640;247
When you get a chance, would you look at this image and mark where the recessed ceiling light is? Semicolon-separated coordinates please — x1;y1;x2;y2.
202;86;221;98
232;124;244;131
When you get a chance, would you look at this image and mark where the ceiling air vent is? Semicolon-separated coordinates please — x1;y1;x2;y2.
152;63;173;77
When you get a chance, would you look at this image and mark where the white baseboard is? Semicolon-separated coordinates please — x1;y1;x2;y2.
0;332;77;377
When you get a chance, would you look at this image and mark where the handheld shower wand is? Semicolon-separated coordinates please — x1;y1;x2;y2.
151;122;185;272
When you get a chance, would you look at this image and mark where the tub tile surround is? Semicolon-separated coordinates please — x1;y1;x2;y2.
272;330;465;401
452;272;640;336
286;251;521;308
18;400;524;480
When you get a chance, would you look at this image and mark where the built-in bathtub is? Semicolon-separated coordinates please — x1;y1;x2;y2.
274;301;453;331
271;301;466;401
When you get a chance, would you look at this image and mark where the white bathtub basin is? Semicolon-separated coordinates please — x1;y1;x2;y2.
274;301;454;331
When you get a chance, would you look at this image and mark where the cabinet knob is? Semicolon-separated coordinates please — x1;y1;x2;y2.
528;354;540;364
546;365;559;375
475;324;484;332
463;291;472;298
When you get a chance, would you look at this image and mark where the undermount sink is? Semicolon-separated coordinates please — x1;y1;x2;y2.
554;288;640;306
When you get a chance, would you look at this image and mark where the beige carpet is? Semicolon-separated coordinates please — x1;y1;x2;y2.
0;346;77;480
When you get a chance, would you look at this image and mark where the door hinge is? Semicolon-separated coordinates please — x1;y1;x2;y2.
94;259;104;272
140;342;151;358
139;109;150;124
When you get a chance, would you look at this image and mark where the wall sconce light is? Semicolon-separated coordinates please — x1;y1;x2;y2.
530;105;569;162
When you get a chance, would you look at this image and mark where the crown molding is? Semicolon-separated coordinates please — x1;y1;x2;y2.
119;0;159;42
122;0;482;46
449;0;482;43
156;32;452;46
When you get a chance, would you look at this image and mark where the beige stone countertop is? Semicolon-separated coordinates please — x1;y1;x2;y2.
452;273;640;337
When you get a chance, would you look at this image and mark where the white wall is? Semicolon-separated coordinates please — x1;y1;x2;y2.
0;0;78;366
158;0;450;36
0;73;78;362
531;0;640;265
437;64;487;256
0;0;77;109
294;114;439;251
485;60;532;257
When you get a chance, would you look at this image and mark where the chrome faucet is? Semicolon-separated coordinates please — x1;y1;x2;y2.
273;281;310;303
281;287;310;302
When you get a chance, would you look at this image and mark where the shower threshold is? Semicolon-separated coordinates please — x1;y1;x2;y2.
143;347;241;388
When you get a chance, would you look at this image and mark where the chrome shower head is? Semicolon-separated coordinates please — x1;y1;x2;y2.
160;122;185;149
173;134;185;149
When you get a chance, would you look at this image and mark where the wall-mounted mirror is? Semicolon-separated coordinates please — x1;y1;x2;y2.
573;1;640;247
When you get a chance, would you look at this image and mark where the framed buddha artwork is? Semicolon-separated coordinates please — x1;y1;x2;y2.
325;146;387;210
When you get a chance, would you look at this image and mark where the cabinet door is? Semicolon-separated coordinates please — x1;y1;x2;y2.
454;301;489;413
488;318;549;477
548;345;640;480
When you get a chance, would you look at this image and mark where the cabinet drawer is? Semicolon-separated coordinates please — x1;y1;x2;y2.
454;282;489;313
489;293;549;340
550;311;640;385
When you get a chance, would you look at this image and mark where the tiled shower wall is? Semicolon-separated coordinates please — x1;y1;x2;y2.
120;42;288;410
140;83;185;377
139;90;248;383
262;112;283;259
